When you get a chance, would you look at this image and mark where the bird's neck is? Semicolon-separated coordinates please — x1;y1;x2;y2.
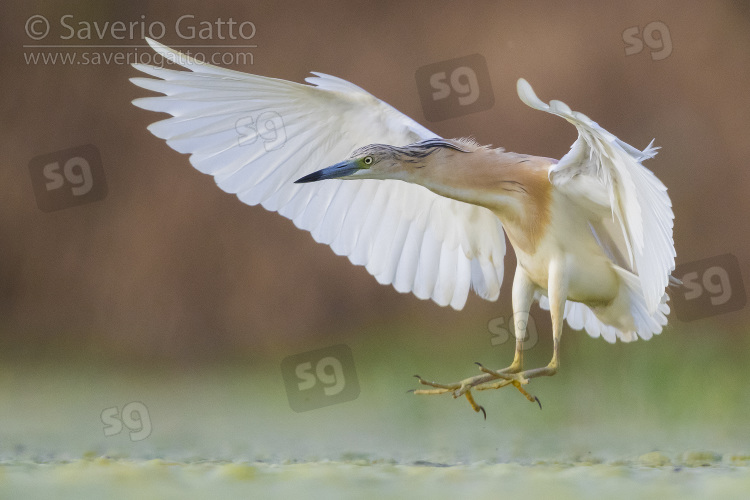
406;146;555;255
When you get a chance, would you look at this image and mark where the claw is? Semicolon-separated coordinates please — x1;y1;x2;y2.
474;361;514;380
412;362;553;416
464;390;486;419
414;374;461;391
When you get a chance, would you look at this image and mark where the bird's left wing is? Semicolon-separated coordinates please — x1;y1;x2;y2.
517;79;674;314
130;39;505;310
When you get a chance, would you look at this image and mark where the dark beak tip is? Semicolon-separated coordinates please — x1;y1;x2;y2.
294;160;357;184
294;172;320;184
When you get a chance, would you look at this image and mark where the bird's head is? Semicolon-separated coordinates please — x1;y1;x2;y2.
294;139;472;184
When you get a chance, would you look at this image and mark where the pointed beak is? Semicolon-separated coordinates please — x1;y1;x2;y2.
295;160;361;183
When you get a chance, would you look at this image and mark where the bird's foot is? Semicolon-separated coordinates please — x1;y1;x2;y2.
412;363;541;418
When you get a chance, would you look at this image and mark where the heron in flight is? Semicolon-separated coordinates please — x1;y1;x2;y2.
131;39;676;417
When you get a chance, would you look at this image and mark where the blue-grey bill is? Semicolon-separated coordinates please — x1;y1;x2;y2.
295;161;359;183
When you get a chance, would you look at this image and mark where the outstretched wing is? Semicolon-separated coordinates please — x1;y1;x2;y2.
130;39;505;310
517;78;675;314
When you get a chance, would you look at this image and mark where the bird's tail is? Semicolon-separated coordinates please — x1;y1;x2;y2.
610;267;671;341
537;267;671;343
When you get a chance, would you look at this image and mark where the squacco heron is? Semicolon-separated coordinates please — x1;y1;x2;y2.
131;39;676;417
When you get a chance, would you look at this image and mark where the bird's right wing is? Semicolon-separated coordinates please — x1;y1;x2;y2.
130;39;506;310
517;78;675;314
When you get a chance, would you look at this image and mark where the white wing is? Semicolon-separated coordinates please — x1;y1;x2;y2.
517;78;675;314
537;292;670;343
130;39;506;309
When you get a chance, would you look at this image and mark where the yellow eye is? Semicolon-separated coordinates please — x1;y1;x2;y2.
363;156;373;165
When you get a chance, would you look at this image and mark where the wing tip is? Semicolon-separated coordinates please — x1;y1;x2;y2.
516;78;549;111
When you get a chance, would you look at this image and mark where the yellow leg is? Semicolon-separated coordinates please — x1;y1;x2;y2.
412;359;552;415
474;377;542;409
412;336;559;415
412;262;566;416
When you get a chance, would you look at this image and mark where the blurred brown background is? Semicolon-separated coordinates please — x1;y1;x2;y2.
1;0;749;362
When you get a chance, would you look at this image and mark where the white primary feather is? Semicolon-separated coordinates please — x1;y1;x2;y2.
517;79;675;314
131;39;505;310
537;290;670;343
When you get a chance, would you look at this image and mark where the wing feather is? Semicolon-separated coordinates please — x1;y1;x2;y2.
132;38;507;309
517;78;674;313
